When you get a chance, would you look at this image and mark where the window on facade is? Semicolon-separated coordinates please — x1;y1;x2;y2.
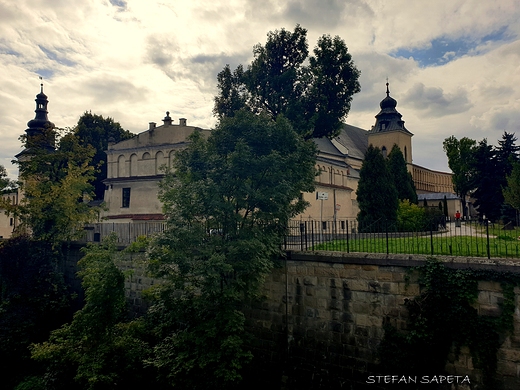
9;218;13;226
340;220;345;230
122;188;131;208
322;221;327;230
382;146;387;158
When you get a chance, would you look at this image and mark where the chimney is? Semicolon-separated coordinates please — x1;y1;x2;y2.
149;122;156;130
179;118;187;126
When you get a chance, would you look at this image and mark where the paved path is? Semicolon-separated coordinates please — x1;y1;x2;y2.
444;221;495;238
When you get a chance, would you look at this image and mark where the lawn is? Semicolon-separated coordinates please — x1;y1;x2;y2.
311;234;520;258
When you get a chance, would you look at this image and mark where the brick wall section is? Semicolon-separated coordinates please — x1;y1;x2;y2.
244;251;520;389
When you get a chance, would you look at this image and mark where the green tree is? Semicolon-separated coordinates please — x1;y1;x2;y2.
357;145;398;229
146;110;316;389
496;132;519;224
74;112;133;200
14;130;100;245
29;235;151;390
503;161;520;213
443;136;477;218
0;237;71;390
387;144;417;204
0;165;16;193
471;139;502;222
214;25;360;139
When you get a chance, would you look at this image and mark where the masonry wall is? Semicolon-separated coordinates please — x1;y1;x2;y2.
244;252;520;389
62;246;520;389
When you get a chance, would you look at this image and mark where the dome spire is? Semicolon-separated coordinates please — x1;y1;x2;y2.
386;77;390;97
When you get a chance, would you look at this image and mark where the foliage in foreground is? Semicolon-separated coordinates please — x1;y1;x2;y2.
145;110;317;389
28;235;151;390
0;237;72;390
12;129;100;245
379;259;520;389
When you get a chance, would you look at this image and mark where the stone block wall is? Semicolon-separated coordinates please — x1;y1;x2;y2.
245;251;520;389
63;244;520;389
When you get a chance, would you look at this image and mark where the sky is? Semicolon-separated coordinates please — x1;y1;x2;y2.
1;0;520;178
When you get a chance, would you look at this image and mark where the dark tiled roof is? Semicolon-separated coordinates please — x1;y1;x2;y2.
334;124;369;160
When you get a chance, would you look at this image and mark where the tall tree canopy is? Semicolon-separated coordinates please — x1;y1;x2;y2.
14;130;99;245
214;25;360;139
504;161;520;213
74;112;133;200
0;165;16;193
146;110;317;388
387;144;417;204
471;139;502;221
356;145;398;229
443;136;477;218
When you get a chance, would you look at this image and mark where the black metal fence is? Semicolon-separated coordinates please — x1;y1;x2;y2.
81;219;520;259
285;219;520;259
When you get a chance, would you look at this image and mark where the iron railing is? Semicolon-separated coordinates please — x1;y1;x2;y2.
81;219;520;259
285;219;520;259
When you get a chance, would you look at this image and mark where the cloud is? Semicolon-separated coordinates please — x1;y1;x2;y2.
402;83;472;117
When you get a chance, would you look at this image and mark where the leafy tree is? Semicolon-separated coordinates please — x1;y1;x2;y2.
74;112;133;200
29;235;151;390
387;144;417;204
214;25;360;139
443;136;477;218
504;161;520;213
13;130;100;245
146;110;316;389
0;165;16;193
443;195;449;218
0;237;71;390
357;145;398;229
496;132;519;224
471;139;502;222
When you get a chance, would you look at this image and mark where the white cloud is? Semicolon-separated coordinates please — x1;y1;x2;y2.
0;0;519;177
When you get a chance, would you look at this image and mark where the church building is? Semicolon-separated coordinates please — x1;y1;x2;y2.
0;83;460;239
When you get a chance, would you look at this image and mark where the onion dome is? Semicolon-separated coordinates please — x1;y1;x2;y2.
16;83;56;158
369;81;412;135
26;83;55;137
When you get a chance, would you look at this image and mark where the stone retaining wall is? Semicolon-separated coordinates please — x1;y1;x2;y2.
244;252;520;389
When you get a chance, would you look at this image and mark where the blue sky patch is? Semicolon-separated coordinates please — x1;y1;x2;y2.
39;46;77;67
34;69;55;80
391;26;512;67
109;0;127;9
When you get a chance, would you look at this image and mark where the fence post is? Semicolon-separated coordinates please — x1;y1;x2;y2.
385;220;389;255
346;220;350;253
300;223;305;251
486;219;491;259
430;219;434;256
304;221;309;250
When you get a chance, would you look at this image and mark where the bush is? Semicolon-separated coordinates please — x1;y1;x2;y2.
397;200;425;231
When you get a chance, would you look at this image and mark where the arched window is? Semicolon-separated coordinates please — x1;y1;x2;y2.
155;151;164;174
117;155;125;178
129;154;138;176
169;150;176;168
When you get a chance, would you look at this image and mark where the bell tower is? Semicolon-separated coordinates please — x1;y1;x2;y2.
367;82;413;171
16;83;56;159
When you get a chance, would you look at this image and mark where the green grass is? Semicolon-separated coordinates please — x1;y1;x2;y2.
312;235;520;258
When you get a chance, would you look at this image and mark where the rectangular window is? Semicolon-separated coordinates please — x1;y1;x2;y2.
9;218;14;226
322;221;327;230
340;220;345;230
122;188;131;208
